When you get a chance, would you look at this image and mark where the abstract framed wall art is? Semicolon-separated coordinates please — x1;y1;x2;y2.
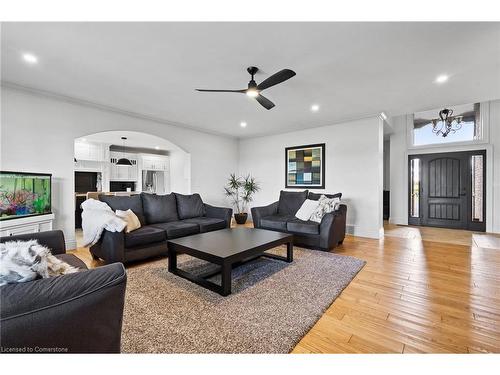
285;143;325;189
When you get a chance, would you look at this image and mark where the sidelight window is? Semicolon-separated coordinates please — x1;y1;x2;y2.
471;154;484;222
410;158;420;218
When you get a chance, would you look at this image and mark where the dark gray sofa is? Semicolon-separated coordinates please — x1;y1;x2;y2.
0;230;126;353
90;192;232;264
251;190;347;251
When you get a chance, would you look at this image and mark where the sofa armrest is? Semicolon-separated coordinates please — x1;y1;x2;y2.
319;204;347;249
0;263;127;353
0;230;66;255
90;230;126;264
251;201;279;228
204;203;233;228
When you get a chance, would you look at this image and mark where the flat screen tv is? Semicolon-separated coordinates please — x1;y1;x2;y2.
0;171;52;221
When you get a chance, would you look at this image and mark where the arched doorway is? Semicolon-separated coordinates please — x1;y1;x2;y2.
73;130;191;247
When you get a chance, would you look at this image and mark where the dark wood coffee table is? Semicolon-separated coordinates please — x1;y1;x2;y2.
167;228;293;296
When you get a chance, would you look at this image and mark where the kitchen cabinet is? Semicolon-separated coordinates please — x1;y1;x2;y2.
141;155;169;171
110;151;138;181
74;141;104;162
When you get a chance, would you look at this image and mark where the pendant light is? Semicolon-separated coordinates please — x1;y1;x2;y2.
116;137;133;166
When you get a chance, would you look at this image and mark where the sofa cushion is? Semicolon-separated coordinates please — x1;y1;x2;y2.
182;217;226;233
141;193;179;224
174;193;205;219
260;214;295;231
287;219;320;235
124;226;166;248
308;192;342;201
99;195;146;225
150;221;200;239
277;190;309;215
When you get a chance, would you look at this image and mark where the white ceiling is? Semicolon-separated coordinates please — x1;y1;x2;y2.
2;22;500;138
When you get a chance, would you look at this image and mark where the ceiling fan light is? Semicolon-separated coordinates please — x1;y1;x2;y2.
246;89;259;98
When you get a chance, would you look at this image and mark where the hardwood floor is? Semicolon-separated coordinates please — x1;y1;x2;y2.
69;224;500;353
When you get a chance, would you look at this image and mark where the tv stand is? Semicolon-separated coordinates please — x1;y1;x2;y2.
0;213;55;237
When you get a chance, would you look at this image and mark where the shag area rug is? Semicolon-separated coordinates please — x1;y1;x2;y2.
121;246;365;353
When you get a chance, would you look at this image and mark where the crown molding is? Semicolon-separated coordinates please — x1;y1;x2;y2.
1;80;237;140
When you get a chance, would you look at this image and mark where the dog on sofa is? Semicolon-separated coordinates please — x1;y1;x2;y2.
0;240;79;286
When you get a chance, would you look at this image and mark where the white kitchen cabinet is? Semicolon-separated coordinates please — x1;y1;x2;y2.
141;155;169;171
110;151;138;181
74;141;104;162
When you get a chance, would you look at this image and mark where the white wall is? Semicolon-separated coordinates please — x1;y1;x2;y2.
389;99;500;233
238;116;384;239
0;87;238;248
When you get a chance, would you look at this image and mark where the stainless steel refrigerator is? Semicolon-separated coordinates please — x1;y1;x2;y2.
142;170;166;194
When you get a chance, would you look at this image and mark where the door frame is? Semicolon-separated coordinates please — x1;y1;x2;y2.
408;149;486;232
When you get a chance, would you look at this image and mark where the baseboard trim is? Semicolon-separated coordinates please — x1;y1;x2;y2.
346;224;381;239
65;239;77;251
389;217;408;225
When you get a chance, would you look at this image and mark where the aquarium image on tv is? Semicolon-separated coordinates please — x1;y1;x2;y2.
0;172;52;221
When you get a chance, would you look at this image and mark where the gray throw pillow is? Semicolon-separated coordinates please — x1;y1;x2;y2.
174;193;205;219
277;190;309;215
141;193;179;224
308;192;342;201
99;194;146;225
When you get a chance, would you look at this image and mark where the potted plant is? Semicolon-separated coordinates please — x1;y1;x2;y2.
224;173;260;224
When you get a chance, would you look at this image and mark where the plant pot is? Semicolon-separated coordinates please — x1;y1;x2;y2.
234;212;248;225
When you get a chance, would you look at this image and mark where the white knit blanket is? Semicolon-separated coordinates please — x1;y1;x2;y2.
81;198;126;247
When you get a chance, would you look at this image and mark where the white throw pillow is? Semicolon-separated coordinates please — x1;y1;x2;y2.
116;209;141;233
310;195;341;223
295;199;320;221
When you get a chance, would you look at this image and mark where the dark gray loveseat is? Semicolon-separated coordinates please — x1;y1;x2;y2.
0;230;126;353
251;190;347;251
90;192;232;264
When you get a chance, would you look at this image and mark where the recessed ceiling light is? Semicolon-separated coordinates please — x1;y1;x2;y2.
311;104;320;112
380;112;387;120
22;53;38;64
240;122;247;128
155;146;160;150
435;74;449;84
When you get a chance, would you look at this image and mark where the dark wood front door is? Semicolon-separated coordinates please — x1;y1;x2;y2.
408;150;486;231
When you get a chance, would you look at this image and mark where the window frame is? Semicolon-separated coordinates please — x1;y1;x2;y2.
407;102;490;150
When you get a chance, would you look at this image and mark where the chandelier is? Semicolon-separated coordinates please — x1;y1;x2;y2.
431;108;463;137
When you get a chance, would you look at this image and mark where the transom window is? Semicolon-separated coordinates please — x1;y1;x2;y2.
412;103;481;146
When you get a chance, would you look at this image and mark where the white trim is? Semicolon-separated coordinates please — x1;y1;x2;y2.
65;239;78;251
389;216;408;225
346;224;381;239
402;144;493;233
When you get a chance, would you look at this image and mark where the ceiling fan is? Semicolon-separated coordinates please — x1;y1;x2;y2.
195;66;296;110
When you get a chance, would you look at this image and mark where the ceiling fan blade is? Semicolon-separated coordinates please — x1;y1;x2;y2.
257;69;296;91
255;94;275;110
196;89;246;93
